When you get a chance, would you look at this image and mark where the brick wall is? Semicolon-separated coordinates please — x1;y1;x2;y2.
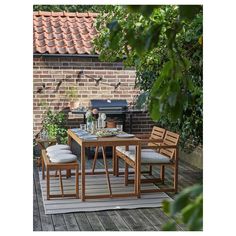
33;56;155;136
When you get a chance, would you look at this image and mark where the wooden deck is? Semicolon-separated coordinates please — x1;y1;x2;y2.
33;155;202;231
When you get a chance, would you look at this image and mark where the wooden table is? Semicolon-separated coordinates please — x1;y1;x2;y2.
67;129;141;201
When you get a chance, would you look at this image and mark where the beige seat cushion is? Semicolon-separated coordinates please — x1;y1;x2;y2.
46;144;70;152
116;145;136;152
49;154;77;163
117;147;171;164
47;149;72;158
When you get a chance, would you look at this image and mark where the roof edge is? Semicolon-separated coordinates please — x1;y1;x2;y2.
33;11;99;17
33;53;99;58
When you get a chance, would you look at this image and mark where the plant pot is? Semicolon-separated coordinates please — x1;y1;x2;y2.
107;120;117;128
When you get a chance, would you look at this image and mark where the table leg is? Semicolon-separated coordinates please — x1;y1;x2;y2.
81;145;86;201
91;146;99;174
112;146;116;176
102;147;112;197
75;164;79;198
135;144;141;198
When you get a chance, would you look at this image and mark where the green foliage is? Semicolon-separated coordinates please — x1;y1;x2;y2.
93;5;203;152
162;184;203;231
42;109;67;144
33;5;111;13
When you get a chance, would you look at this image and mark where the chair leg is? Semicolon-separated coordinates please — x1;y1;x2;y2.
124;163;129;186
42;155;45;180
149;165;152;176
46;168;50;200
75;165;79;198
59;169;64;198
173;164;178;193
160;165;165;184
115;155;119;177
91;146;99;174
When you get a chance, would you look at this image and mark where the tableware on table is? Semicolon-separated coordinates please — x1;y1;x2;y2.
116;134;135;138
80;124;87;130
116;124;123;132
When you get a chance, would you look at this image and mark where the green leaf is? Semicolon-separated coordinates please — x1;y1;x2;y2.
162;220;177;231
179;5;202;21
162;200;170;214
168;93;177;107
126;5;161;17
149;98;161;121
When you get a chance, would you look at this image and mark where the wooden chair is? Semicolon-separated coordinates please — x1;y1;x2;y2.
42;149;79;200
115;126;166;176
116;130;180;193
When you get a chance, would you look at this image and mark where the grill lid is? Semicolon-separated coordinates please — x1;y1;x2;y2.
90;99;128;110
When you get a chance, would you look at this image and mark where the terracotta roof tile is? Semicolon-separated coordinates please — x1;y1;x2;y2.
33;11;99;55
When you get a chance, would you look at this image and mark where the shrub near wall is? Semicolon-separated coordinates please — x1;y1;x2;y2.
33;56;156;136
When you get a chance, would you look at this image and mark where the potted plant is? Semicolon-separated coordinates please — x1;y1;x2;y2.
42;109;68;144
65;86;80;110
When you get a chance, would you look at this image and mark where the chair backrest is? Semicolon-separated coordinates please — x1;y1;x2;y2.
160;130;180;159
148;126;166;148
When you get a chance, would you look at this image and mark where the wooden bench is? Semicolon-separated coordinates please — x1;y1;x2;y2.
41;149;79;200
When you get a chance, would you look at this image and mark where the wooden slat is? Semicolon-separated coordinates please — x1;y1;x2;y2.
33;162;54;231
52;214;66;229
95;211;119;231
106;211;132;231
33;176;42;231
126;209;158;230
33;156;202;232
85;212;105;231
63;213;80;231
74;212;93;231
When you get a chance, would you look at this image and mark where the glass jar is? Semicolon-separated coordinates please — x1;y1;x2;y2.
97;113;103;129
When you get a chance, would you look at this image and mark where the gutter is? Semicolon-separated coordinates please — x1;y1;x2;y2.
33;53;100;58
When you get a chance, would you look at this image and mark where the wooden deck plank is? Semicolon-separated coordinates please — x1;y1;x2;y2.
33;177;42;231
63;213;80;231
74;212;93;231
85;212;105;231
138;208;163;230
95;211;119;231
33;156;202;231
147;207;184;231
33;163;54;231
123;209;157;231
52;214;66;229
106;210;132;231
116;209;144;231
54;225;68;231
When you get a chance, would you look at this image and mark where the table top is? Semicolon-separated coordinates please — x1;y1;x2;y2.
67;129;140;147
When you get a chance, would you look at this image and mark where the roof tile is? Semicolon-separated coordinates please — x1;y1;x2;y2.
33;11;98;55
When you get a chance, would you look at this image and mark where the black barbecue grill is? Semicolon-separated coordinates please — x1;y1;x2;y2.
71;99;146;133
90;99;128;130
90;99;128;112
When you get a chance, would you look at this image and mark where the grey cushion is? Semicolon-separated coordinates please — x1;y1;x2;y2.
46;144;70;152
117;147;170;164
50;154;77;163
47;149;72;158
116;145;136;152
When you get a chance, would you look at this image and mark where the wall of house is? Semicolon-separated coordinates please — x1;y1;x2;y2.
33;56;156;136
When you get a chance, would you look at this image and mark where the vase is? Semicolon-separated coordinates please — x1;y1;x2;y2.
86;121;93;132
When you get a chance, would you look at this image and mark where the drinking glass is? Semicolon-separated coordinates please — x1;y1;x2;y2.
116;124;123;132
80;124;87;130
